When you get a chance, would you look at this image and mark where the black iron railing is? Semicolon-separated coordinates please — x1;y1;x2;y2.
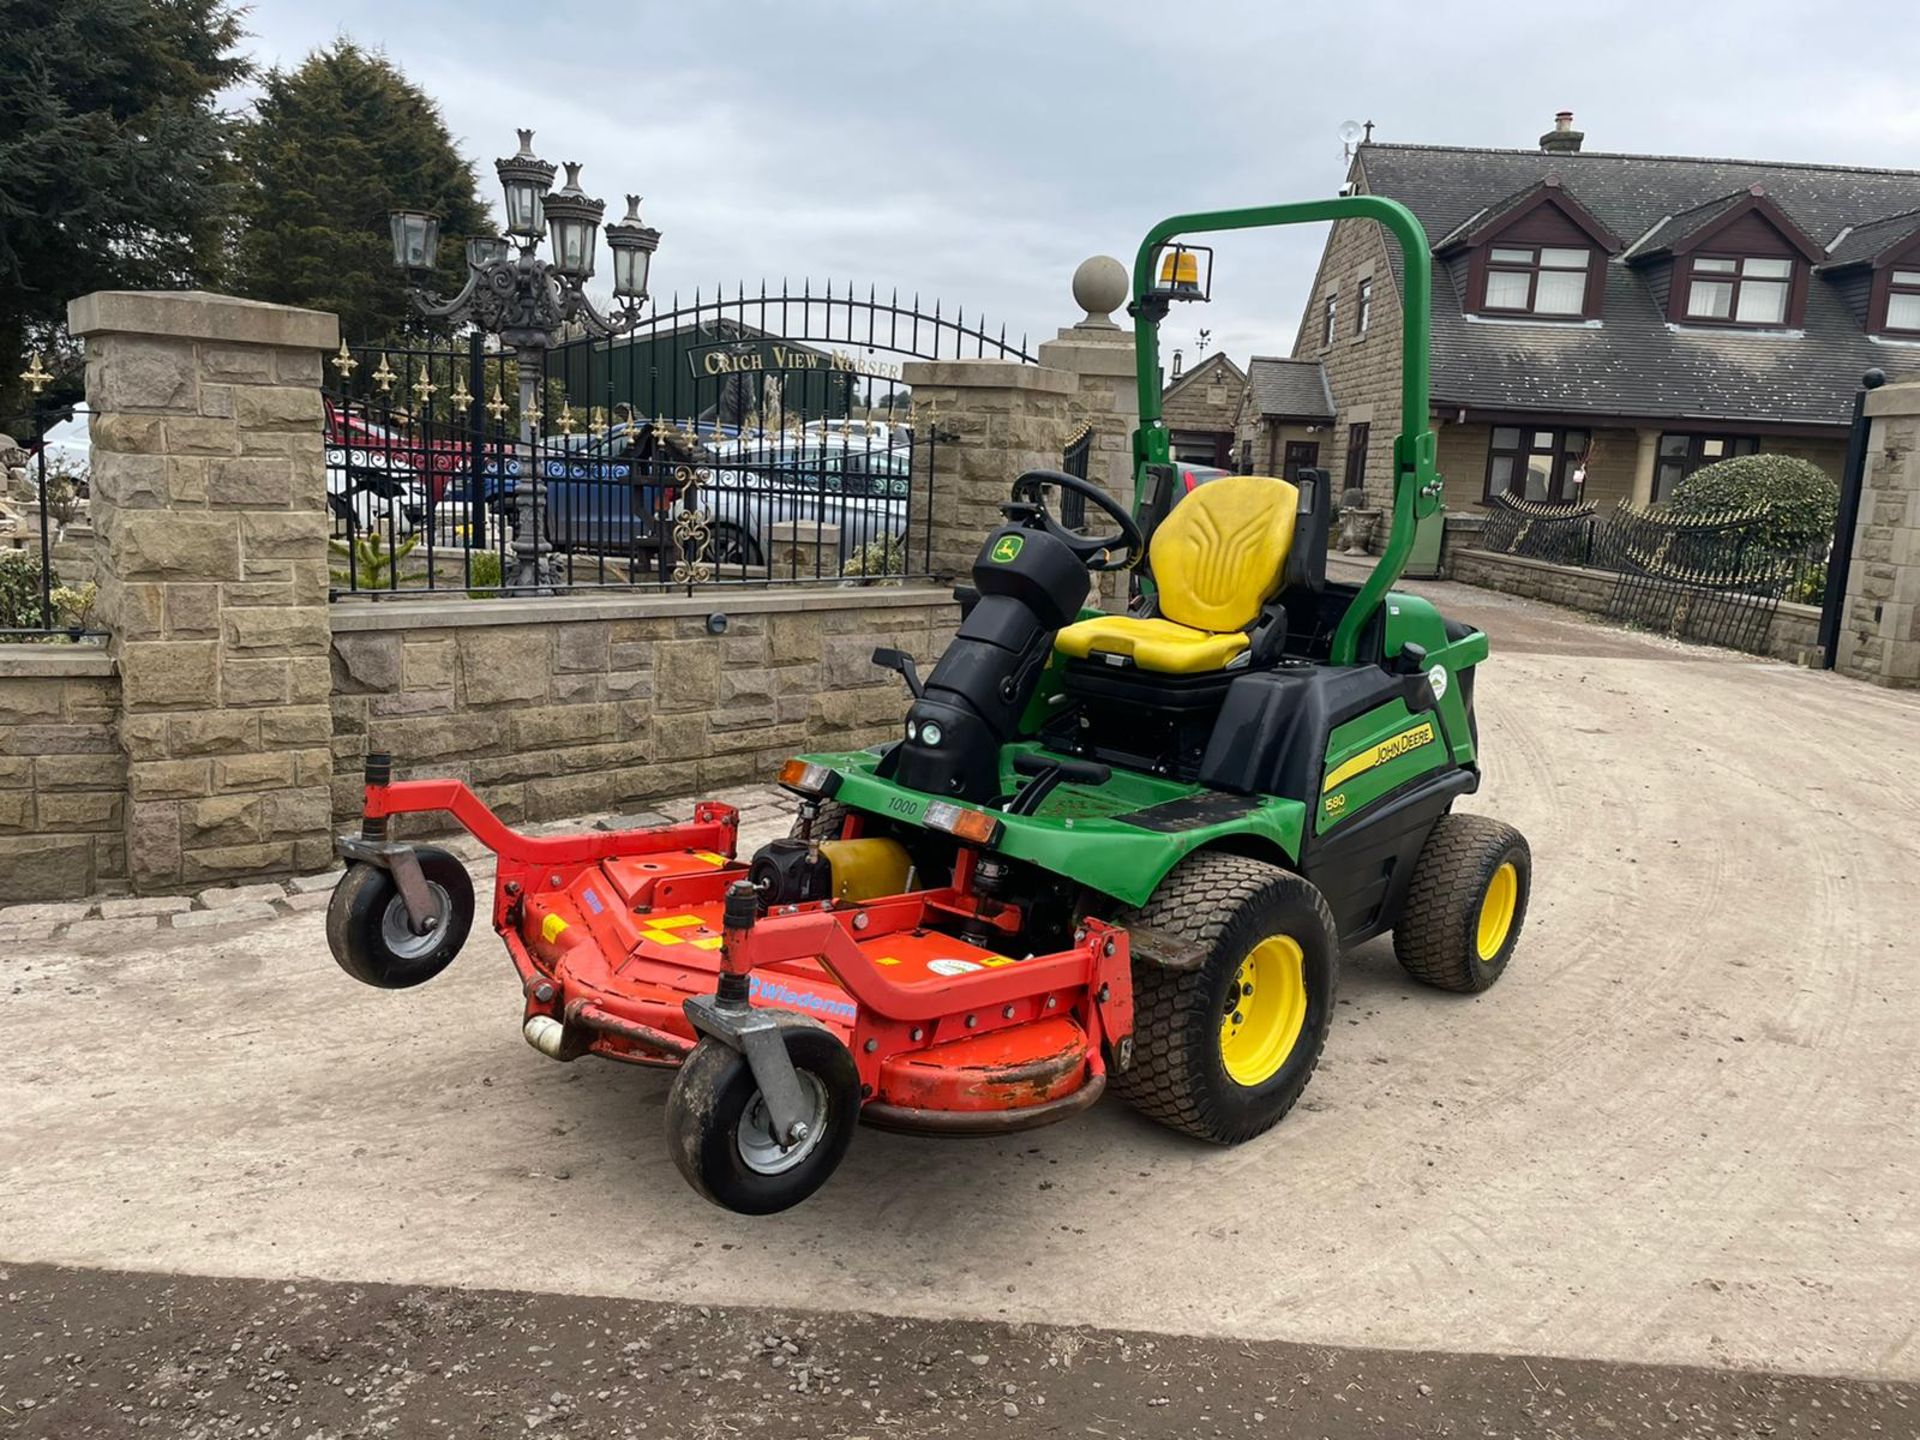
324;282;1032;599
1476;494;1826;653
1;399;105;642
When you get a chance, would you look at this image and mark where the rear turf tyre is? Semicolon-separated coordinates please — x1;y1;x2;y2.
788;800;849;842
1112;852;1338;1144
325;847;475;989
665;1016;861;1215
1393;813;1531;993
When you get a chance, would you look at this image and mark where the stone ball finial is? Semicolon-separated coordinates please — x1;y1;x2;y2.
1072;255;1128;327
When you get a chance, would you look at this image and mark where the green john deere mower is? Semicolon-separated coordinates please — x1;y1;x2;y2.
783;195;1529;1150
328;195;1529;1214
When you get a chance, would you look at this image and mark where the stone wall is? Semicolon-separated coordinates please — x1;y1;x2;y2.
70;291;340;891
329;589;955;828
0;648;124;900
1449;548;1822;663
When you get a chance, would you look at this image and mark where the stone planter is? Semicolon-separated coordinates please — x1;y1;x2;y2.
1339;508;1382;555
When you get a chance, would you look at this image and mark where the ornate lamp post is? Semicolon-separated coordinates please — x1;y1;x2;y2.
390;129;661;591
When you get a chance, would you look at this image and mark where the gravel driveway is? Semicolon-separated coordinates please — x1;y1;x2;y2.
4;578;1919;1432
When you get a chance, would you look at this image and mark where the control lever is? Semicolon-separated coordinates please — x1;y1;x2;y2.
1006;751;1112;817
870;646;923;699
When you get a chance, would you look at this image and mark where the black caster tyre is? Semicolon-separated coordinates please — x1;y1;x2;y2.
325;847;475;989
1111;852;1339;1145
1394;813;1531;993
665;1015;860;1215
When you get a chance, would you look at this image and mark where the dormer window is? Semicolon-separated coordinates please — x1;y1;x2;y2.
1630;186;1819;329
1436;175;1619;323
1484;245;1592;316
1683;255;1794;325
1885;268;1920;334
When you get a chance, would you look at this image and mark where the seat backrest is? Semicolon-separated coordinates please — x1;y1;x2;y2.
1151;474;1299;634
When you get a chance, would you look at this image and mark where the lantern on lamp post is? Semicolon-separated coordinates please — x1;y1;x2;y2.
604;196;661;307
388;210;442;274
542;163;604;281
388;129;659;592
495;129;556;243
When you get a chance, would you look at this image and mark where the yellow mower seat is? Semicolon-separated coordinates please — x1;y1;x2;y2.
1054;474;1299;676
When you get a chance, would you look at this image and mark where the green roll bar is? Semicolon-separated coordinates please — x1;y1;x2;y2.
1130;197;1442;667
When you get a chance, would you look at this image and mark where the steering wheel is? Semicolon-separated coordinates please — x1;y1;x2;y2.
1002;469;1145;572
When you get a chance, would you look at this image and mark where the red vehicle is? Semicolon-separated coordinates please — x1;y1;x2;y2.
325;401;506;503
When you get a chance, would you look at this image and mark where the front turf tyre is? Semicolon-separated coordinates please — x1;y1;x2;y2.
665;1016;861;1215
325;847;475;989
1393;813;1531;993
1112;853;1338;1145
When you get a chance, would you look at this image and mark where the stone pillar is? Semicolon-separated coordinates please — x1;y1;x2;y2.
1631;428;1660;506
69;291;340;891
1037;259;1143;606
1037;257;1140;510
1835;380;1920;687
903;360;1077;583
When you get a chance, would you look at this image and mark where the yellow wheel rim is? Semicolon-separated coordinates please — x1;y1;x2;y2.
1218;935;1308;1088
1476;861;1518;962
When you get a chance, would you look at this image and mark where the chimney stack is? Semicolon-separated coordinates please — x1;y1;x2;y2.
1540;110;1584;155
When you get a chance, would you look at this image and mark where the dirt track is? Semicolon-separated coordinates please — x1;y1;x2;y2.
4;580;1920;1394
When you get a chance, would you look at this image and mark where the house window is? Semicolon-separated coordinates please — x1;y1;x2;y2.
1344;422;1370;495
1653;433;1760;501
1484;426;1591;503
1684;255;1793;325
1885;269;1920;334
1322;292;1338;347
1356;279;1373;336
1481;245;1592;316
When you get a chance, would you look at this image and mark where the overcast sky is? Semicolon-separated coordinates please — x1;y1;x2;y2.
234;0;1920;367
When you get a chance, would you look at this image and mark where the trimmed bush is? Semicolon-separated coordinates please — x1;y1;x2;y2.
1669;453;1838;554
0;550;55;630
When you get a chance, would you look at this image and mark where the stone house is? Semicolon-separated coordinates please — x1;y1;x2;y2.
1294;113;1920;512
1158;352;1246;467
1233;356;1337;483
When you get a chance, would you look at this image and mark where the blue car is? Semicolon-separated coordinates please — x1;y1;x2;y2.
443;424;696;559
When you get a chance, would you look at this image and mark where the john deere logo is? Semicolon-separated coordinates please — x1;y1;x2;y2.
991;534;1024;563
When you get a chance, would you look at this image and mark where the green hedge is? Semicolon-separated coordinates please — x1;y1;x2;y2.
1669;453;1837;554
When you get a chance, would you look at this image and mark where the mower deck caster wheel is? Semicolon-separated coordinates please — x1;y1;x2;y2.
666;1015;860;1215
325;846;475;989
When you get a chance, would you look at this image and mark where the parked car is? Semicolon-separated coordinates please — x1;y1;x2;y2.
1174;463;1232;494
705;436;909;567
325;401;511;503
446;425;909;572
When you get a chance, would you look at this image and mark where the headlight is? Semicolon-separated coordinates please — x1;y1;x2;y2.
924;800;1002;848
777;758;842;799
919;721;943;747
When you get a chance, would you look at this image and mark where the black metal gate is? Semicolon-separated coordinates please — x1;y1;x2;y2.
323;280;1033;597
1594;503;1793;654
1478;495;1598;567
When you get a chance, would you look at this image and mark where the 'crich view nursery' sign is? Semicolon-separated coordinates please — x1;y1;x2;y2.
685;339;902;382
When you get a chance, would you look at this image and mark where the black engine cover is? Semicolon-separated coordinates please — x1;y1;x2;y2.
889;525;1089;803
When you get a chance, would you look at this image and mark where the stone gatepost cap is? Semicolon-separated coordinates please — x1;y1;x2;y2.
68;290;341;351
1071;257;1128;328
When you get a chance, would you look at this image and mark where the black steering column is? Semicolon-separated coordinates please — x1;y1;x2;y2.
882;471;1144;805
